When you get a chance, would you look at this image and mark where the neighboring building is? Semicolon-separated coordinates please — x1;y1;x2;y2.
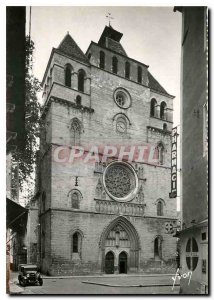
7;198;28;270
6;6;26;290
174;7;208;294
39;25;177;275
26;196;40;266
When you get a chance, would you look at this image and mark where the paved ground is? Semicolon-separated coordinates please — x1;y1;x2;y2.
9;272;180;295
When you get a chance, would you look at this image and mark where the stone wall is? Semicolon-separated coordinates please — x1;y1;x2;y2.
39;30;177;275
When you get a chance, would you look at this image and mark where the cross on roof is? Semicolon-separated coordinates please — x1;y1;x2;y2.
106;12;114;27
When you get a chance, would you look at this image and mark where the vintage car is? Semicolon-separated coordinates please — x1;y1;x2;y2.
18;264;43;287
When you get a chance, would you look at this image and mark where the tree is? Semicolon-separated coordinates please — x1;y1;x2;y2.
12;36;41;195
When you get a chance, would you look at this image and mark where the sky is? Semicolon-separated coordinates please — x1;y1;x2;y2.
27;6;182;126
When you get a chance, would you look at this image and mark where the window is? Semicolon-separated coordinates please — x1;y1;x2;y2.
125;61;130;79
202;259;206;274
76;95;82;106
73;233;78;253
157;142;164;165
71;230;83;257
65;64;72;87
202;232;207;241
160;101;167;120
88;53;91;60
186;237;199;271
150;98;157;117
154;236;162;259
157;201;163;216
78;69;86;92
137;66;142;83
72;192;80;209
114;88;131;109
70;119;81;145
112;56;118;74
43;84;47;99
69;189;82;209
50;67;53;87
99;51;105;69
163;123;167;130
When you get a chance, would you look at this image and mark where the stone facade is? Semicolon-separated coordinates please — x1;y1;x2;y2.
38;26;177;275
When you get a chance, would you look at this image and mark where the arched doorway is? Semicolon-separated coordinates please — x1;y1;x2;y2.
100;216;141;273
119;252;127;274
105;251;114;274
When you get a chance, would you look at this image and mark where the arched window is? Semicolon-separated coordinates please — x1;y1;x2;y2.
163;123;167;130
157;200;163;216
68;189;82;209
150;98;157;117
70;119;81;145
160;101;167;120
50;67;53;87
154;236;162;259
125;61;130;79
100;51;105;69
72;192;80;209
112;56;118;74
76;95;82;106
43;84;47;99
73;232;79;253
88;53;91;60
71;230;83;257
78;69;86;92
65;64;72;87
137;66;142;83
157;142;164;165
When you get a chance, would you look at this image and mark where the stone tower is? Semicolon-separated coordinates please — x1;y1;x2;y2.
39;25;177;275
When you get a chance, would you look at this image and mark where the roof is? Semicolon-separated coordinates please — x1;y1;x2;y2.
6;198;28;229
57;33;89;64
98;26;123;44
106;38;127;56
19;264;38;268
98;26;127;56
148;71;173;97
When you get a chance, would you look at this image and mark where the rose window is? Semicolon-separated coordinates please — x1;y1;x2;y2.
114;88;131;109
103;161;138;202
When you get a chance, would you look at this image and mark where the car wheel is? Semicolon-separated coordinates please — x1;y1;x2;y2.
22;279;26;287
18;279;21;286
39;279;43;286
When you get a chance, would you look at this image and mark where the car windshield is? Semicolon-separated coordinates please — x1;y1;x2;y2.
23;267;37;273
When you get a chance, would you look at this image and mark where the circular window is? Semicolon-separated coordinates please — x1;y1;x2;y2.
186;237;199;271
114;88;131;109
103;161;138;202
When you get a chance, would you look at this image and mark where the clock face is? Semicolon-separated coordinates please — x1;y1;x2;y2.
116;120;127;133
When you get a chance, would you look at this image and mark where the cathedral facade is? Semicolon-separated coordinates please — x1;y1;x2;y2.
39;25;177;275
